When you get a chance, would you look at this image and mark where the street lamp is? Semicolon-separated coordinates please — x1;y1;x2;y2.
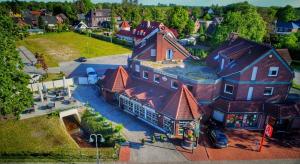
89;134;105;164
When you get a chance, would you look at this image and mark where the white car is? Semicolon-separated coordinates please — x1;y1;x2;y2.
29;74;41;84
86;67;98;84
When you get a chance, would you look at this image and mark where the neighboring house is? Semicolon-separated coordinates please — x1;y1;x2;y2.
77;13;86;22
85;9;121;28
56;13;68;24
207;8;214;15
41;15;58;29
179;36;196;46
101;24;296;136
74;21;88;31
274;20;300;34
119;21;130;31
116;21;178;44
206;17;223;36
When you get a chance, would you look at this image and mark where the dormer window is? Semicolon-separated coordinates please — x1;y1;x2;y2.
171;80;178;89
268;67;279;77
166;49;173;60
143;71;149;79
154;74;160;83
151;49;156;57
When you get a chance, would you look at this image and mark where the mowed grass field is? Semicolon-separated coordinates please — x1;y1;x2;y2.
17;32;131;67
0;116;117;162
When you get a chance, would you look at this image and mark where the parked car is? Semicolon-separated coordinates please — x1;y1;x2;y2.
86;67;98;84
76;57;87;62
207;128;228;148
29;73;41;84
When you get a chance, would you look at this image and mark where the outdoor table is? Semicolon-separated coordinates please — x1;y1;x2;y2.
55;96;64;101
47;102;55;109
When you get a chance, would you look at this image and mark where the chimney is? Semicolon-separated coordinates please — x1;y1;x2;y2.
147;20;151;28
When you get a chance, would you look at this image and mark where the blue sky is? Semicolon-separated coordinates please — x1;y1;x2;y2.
5;0;300;7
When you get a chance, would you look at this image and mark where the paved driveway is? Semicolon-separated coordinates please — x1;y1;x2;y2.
59;54;129;78
73;85;187;163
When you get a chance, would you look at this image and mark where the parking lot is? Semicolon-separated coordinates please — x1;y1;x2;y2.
59;54;129;78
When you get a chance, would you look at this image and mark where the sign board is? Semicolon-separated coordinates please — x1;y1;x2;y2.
264;124;273;138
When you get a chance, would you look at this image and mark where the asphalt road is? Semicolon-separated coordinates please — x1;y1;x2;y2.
59;54;129;78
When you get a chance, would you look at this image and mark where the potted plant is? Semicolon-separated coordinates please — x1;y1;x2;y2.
140;138;145;145
151;136;156;143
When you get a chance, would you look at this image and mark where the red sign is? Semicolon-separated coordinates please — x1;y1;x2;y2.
264;124;273;138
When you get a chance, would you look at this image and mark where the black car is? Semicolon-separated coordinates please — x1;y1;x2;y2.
76;57;87;62
207;128;228;148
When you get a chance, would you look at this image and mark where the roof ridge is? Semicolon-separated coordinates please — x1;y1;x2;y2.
182;85;199;119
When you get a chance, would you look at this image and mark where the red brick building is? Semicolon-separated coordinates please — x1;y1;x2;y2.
101;25;297;134
116;21;178;44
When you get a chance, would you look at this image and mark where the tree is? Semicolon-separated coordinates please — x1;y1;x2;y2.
203;13;212;20
184;19;195;35
38;16;45;29
168;7;189;37
277;5;297;22
211;8;266;47
75;0;93;14
275;33;298;49
0;14;33;116
191;7;202;20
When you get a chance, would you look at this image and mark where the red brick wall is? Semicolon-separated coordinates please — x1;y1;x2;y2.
156;33;187;61
193;83;221;101
239;52;293;81
235;84;289;102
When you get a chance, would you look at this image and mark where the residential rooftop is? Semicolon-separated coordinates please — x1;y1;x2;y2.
140;59;218;84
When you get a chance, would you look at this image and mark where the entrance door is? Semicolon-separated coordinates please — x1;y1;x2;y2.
247;87;253;100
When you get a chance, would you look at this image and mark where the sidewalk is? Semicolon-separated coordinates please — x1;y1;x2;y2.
176;129;300;161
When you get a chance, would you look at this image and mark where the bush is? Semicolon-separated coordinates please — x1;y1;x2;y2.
140;138;145;145
81;109;126;147
151;136;156;143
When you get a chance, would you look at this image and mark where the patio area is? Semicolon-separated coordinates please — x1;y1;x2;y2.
21;86;82;119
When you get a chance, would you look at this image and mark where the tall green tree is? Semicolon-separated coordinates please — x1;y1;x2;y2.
0;14;33;117
191;7;202;20
184;19;195;35
276;5;297;22
212;8;266;47
168;7;189;37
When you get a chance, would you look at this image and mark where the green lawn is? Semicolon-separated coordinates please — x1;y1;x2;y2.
17;32;131;67
0;115;117;162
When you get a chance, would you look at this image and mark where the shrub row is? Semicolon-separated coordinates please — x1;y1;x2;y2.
75;30;133;48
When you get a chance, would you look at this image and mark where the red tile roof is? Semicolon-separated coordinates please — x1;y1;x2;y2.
161;85;201;120
123;79;172;110
119;21;130;28
102;66;130;92
206;37;272;77
132;31;191;59
211;98;264;113
116;21;178;41
276;49;292;65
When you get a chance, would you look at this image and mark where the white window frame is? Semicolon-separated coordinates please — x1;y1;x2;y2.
166;49;173;60
224;84;234;94
143;71;149;79
264;87;274;96
135;65;140;72
153;74;160;83
171;80;178;89
251;66;258;81
268;67;279;77
150;49;156;57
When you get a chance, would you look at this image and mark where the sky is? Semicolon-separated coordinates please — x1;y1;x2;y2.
4;0;300;7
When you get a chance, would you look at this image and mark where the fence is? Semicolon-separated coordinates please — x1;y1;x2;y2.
28;78;74;92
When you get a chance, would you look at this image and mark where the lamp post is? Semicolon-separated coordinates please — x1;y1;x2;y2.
89;134;105;164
